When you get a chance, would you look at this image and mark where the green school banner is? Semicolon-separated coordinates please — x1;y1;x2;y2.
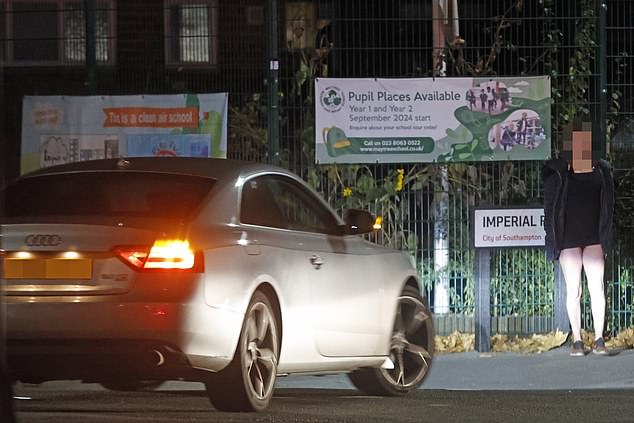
315;76;551;164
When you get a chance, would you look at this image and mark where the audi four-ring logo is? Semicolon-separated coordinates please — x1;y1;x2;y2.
24;234;62;247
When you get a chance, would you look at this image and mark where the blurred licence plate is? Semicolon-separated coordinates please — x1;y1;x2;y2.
3;258;93;280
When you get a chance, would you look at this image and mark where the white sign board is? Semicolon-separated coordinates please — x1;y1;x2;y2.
315;76;551;164
473;208;545;248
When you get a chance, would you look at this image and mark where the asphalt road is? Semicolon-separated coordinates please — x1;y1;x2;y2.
11;385;634;423
9;347;634;422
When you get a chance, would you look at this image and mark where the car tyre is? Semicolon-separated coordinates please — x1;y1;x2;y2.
348;285;434;396
205;290;280;412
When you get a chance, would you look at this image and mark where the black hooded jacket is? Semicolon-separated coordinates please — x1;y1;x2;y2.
541;157;615;261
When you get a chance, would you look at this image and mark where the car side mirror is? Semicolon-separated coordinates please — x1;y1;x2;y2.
342;209;377;235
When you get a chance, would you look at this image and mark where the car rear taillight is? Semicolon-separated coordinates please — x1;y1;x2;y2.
114;240;203;272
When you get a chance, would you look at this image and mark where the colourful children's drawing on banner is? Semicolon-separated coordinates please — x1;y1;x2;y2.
21;93;228;174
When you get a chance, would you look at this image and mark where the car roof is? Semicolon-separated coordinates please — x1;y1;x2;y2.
10;157;344;229
21;157;285;181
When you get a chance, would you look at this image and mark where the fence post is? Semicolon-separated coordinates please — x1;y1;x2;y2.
553;262;569;332
83;0;96;94
595;1;608;158
474;248;491;352
264;0;280;165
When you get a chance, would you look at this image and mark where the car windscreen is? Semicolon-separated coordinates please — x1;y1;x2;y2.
1;171;216;220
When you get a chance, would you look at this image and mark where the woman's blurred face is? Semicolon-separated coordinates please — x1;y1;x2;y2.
571;130;593;171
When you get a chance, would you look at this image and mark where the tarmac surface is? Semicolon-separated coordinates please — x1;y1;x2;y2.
274;346;634;391
9;346;634;423
14;346;634;393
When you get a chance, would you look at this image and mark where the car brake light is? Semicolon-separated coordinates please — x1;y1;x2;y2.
114;240;202;271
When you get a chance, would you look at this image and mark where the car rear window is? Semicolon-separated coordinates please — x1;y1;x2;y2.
1;171;215;219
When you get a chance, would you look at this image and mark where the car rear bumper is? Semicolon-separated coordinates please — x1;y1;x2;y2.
7;339;191;383
5;297;244;383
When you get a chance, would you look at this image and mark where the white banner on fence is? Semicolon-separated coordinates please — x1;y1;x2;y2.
21;93;228;174
315;76;551;164
473;208;546;248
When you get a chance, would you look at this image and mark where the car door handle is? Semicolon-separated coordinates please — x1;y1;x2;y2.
310;255;324;269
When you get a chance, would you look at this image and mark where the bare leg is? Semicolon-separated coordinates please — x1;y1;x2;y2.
582;244;606;340
559;248;583;342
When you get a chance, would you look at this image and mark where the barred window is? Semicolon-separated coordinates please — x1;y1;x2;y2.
63;1;112;64
1;0;115;66
164;0;218;66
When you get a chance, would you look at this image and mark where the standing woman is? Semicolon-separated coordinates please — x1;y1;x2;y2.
542;135;615;357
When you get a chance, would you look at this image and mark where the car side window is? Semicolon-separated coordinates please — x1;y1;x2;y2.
241;175;340;234
241;177;285;228
267;176;340;234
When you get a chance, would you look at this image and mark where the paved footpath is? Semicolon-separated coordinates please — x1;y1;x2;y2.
274;347;634;391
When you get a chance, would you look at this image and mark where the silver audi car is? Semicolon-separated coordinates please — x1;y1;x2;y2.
1;157;434;412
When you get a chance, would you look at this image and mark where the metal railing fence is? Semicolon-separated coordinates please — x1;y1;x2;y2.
274;0;634;336
1;0;632;336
